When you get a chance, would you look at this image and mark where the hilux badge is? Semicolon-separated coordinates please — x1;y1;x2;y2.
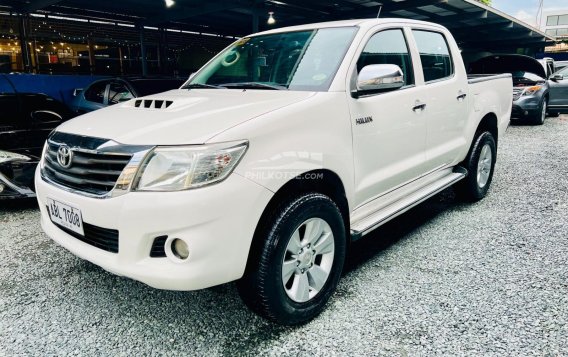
57;145;73;169
356;116;373;125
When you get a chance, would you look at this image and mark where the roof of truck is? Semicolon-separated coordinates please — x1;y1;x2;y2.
251;18;446;37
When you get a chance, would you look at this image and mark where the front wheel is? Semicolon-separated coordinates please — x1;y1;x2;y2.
455;131;497;202
237;193;346;325
531;98;547;125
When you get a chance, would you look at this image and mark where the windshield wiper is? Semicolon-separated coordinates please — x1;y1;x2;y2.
220;82;287;90
184;83;226;89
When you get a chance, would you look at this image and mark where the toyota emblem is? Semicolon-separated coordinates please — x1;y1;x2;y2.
57;145;73;169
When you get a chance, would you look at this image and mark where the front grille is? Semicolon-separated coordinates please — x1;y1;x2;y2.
513;88;523;101
51;218;119;253
43;137;132;196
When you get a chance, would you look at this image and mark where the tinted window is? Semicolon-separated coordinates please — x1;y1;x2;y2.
108;82;134;104
357;29;414;86
84;81;107;104
413;30;454;82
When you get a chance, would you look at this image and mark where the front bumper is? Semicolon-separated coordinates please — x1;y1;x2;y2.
36;168;273;290
511;94;542;120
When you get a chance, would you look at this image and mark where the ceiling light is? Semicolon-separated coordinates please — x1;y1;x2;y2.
165;0;175;8
267;12;275;25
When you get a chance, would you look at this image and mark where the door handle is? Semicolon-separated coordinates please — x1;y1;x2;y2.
413;101;426;112
457;92;467;101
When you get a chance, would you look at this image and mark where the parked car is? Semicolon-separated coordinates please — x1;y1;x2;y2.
71;77;186;114
469;54;549;125
0;75;74;199
548;66;568;116
36;19;512;325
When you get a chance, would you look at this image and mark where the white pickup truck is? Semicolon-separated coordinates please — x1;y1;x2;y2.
36;19;512;325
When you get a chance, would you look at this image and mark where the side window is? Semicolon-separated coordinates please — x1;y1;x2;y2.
84;81;108;104
357;29;414;87
412;30;454;83
108;82;134;105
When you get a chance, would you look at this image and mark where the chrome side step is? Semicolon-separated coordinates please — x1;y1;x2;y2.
350;169;466;240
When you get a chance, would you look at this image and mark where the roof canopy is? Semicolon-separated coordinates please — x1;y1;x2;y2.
0;0;554;51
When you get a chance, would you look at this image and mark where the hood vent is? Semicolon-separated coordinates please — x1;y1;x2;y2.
134;99;173;109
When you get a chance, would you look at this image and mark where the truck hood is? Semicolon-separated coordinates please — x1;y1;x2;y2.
56;89;316;145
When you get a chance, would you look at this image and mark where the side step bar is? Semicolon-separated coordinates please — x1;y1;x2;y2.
350;169;467;240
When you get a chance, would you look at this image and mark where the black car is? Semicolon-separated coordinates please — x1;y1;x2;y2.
71;77;186;114
0;75;75;199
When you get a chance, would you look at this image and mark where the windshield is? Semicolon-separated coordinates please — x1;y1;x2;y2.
184;27;357;91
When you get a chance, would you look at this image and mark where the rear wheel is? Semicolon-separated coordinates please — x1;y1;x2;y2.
237;193;346;325
455;131;497;202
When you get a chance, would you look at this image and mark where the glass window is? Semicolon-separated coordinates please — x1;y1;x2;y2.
357;29;415;87
108;82;134;105
84;81;108;104
186;27;357;92
546;29;558;36
558;15;568;26
557;28;568;36
547;15;559;26
412;30;454;83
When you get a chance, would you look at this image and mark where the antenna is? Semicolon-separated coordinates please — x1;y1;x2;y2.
377;5;383;18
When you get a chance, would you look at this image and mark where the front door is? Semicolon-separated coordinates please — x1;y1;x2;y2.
348;28;428;208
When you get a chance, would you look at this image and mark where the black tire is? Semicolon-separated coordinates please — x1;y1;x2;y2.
455;131;497;202
237;193;346;325
530;98;547;125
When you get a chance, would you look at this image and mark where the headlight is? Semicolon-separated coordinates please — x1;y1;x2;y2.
0;150;31;165
134;140;248;192
522;85;542;96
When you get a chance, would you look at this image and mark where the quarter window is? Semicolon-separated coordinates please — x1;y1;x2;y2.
412;30;454;83
357;29;415;87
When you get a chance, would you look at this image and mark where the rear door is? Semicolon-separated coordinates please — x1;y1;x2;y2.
409;29;469;170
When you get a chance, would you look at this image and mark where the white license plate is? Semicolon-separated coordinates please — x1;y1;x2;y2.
46;198;85;236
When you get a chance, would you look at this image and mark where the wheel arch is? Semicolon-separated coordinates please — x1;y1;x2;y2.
476;112;499;148
242;169;350;275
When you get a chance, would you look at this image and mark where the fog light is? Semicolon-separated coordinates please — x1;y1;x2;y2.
524;110;529;116
171;239;189;260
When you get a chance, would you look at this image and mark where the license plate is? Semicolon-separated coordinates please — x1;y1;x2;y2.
46;198;85;236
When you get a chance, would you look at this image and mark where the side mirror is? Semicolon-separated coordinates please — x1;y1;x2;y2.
550;74;563;81
356;64;405;94
73;88;84;97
